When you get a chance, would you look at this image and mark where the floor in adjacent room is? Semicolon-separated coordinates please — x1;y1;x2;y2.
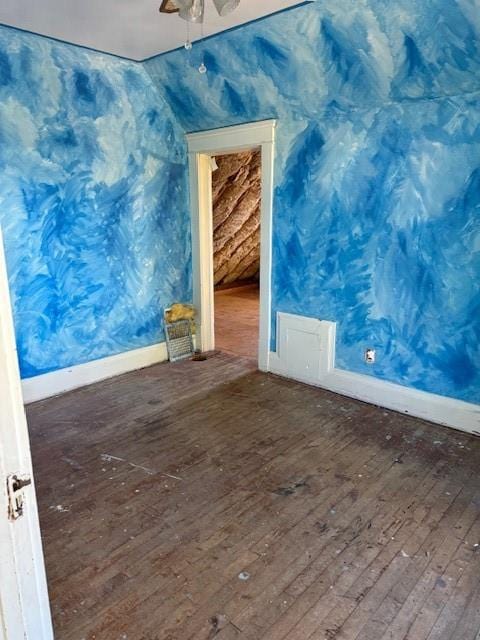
27;352;480;640
214;284;259;360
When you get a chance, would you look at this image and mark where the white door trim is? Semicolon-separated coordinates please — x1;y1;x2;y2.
0;228;53;640
186;119;276;371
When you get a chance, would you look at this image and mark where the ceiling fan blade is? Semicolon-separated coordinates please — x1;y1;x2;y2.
159;0;179;12
212;0;240;16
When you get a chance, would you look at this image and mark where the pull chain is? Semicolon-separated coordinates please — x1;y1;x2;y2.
184;20;192;50
198;18;207;73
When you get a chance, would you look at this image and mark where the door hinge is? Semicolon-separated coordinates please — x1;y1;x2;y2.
7;474;32;521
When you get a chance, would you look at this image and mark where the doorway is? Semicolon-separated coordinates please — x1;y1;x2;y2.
186;119;276;371
212;150;261;360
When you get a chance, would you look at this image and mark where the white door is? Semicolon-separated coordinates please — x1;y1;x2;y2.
0;228;53;640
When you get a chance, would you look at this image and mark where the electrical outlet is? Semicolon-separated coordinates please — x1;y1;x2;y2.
365;348;376;364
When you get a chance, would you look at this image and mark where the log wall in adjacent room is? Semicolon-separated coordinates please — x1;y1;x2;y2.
212;150;261;287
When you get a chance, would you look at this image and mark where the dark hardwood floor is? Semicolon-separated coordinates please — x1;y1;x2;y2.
26;352;480;640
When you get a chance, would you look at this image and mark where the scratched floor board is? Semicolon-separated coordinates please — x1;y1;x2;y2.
25;352;480;640
250;456;444;640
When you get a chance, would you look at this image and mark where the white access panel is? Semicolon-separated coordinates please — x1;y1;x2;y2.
275;312;336;384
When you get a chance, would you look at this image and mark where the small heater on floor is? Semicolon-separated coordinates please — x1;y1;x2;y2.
164;305;195;362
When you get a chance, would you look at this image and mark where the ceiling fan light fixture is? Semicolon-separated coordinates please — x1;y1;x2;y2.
161;0;241;67
212;0;240;16
171;0;194;9
176;0;205;23
164;0;241;21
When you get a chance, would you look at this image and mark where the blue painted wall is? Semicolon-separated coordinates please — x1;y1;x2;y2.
1;2;479;403
146;0;480;403
0;26;191;378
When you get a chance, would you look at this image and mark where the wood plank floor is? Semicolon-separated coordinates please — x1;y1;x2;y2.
214;285;259;359
26;352;480;640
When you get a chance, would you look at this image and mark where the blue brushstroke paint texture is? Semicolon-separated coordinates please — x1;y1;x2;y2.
145;0;480;403
0;27;191;378
0;0;479;406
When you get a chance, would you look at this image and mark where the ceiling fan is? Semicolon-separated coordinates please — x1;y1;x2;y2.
159;0;179;12
159;0;240;23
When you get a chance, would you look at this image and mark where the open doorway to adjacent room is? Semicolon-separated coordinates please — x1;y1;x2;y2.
186;119;276;372
212;150;261;361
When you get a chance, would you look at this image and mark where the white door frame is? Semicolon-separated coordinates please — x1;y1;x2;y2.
186;119;276;371
0;228;53;640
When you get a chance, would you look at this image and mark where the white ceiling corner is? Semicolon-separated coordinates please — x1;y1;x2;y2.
0;1;309;61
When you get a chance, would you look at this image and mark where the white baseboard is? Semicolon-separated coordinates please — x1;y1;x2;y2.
21;342;168;404
269;311;480;436
269;352;480;436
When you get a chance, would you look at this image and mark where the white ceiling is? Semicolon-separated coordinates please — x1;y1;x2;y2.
0;1;309;61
